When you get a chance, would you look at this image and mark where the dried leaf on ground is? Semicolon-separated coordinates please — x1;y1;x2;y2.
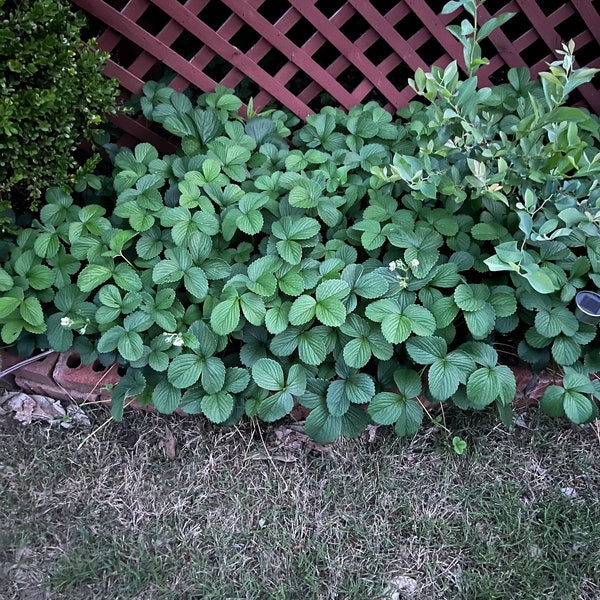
366;424;379;443
162;426;178;459
249;423;334;462
63;403;91;428
0;391;90;428
383;575;419;599
0;392;65;425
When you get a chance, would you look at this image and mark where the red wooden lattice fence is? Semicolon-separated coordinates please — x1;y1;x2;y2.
71;0;600;149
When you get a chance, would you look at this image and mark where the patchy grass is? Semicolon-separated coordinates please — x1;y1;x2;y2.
1;407;599;600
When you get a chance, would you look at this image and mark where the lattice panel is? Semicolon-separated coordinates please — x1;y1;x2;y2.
72;0;600;147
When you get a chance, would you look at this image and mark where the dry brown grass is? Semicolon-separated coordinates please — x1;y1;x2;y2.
1;406;600;599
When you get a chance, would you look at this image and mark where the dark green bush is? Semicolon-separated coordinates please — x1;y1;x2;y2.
0;0;118;217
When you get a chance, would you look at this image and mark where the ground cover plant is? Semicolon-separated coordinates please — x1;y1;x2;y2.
1;0;600;443
1;408;599;599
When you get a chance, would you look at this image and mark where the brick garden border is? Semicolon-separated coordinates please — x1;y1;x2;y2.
1;348;566;416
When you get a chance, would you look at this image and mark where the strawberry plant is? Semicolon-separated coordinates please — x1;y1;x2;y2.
1;0;599;443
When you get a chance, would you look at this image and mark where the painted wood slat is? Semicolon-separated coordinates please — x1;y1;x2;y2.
218;0;358;111
71;0;600;148
73;0;220;93
290;0;404;106
571;0;600;46
151;0;314;118
345;0;427;74
111;113;178;154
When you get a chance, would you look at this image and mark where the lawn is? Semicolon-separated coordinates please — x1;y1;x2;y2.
1;406;599;600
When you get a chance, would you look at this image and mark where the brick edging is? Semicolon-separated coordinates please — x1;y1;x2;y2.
2;349;567;414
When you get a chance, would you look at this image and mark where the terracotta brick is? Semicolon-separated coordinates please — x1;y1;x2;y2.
0;349;22;372
13;375;90;402
10;353;59;386
53;351;122;400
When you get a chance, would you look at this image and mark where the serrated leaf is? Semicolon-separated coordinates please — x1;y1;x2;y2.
152;380;181;414
265;303;290;335
287;364;307;395
404;305;437;336
341;404;370;438
488;287;517;317
381;313;412;344
563;390;593;424
289;295;317;325
466;367;501;407
148;349;170;372
34;232;60;258
304;405;342;443
552;336;580;366
25;265;54;290
46;313;73;352
224;367;250;393
460;342;498;368
343;337;372;369
210;297;240;335
113;263;142;292
117;331;144;362
464;304;496;339
315;297;346;327
237;210;263;235
1;321;23;344
184;267;208;299
352;272;388;298
201;391;234;423
201;356;227;395
428;358;462;401
393;368;422;399
252;358;285;391
406;336;447;364
365;298;402;323
298;331;327;365
168;353;204;388
19;297;44;326
240;293;266;326
0;297;21;319
454;284;488;311
77;264;112;292
536;307;578;338
316;279;351;301
563;370;594;394
394;399;423;437
278;272;305;296
368;392;404;425
344;373;375;404
97;326;124;353
258;390;294;422
0;268;13;292
525;327;553;349
270;327;300;357
540;386;566;417
276;239;303;264
326;380;351;416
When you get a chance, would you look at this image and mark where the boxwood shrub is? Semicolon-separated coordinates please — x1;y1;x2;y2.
0;0;118;220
